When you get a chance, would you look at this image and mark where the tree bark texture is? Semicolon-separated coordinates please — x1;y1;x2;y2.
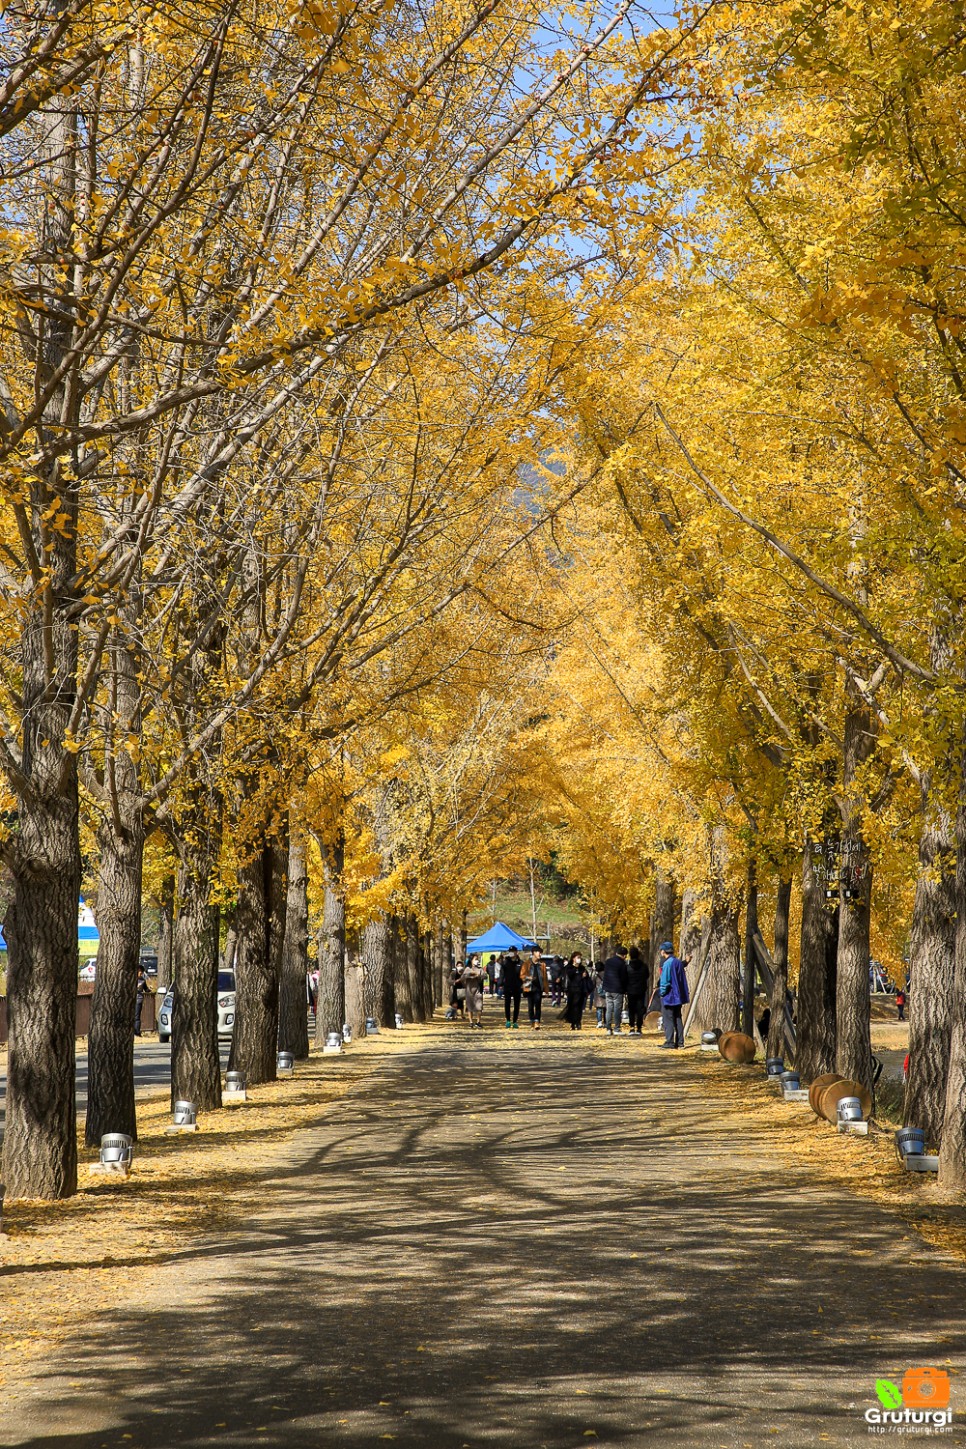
85;811;144;1146
742;863;758;1039
651;867;676;982
2;97;83;1198
85;621;146;1148
905;792;955;1143
156;874;175;994
221;913;237;971
393;915;413;1021
364;915;394;1028
834;692;876;1092
315;835;346;1044
691;894;740;1033
433;925;447;1013
679;888;704;985
420;930;434;1019
232;836;287;1083
939;769;966;1191
689;829;739;1034
766;878;793;1062
796;844;838;1081
171;856;222;1112
279;830;309;1059
345;961;365;1039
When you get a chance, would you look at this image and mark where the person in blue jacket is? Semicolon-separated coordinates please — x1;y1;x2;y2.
658;941;689;1049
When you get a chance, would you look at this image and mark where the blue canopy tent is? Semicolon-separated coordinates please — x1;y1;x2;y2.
465;921;536;955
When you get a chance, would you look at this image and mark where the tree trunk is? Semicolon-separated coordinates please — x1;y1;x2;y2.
85;812;144;1145
690;829;739;1034
742;862;758;1039
1;72;83;1202
221;912;237;971
2;782;81;1198
651;867;676;982
834;693;875;1092
279;830;309;1059
156;873;175;994
796;843;838;1080
435;924;447;1012
232;836;287;1083
939;759;966;1190
393;914;413;1022
85;622;146;1148
171;854;221;1112
939;729;964;1191
315;835;345;1044
904;791;955;1142
345;960;366;1038
766;877;793;1061
444;931;454;1000
364;914;394;1028
420;929;434;1019
679;888;704;1008
692;894;740;1033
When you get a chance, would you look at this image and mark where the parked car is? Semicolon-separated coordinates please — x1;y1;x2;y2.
157;970;235;1043
139;953;159;977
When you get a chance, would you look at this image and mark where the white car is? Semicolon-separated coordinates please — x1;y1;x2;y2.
157;970;235;1043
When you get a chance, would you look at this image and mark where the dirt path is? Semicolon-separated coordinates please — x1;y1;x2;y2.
3;1024;964;1447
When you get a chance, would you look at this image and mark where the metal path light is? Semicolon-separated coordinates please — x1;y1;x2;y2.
165;1100;198;1134
277;1050;295;1074
90;1133;134;1176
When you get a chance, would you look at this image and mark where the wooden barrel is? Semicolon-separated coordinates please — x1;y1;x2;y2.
808;1072;846;1114
819;1078;872;1123
717;1031;756;1064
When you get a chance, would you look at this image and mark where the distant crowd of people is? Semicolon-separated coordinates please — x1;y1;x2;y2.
448;942;691;1046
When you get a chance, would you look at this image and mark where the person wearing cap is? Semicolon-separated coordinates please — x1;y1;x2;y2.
658;941;689;1048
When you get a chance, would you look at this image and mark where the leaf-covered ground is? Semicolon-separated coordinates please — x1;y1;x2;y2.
2;1016;964;1446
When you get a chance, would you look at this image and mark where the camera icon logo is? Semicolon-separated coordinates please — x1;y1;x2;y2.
901;1368;950;1409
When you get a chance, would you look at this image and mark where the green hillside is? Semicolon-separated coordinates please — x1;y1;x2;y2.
467;884;594;958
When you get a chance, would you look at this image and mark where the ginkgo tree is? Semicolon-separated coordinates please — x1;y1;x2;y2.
0;0;721;1198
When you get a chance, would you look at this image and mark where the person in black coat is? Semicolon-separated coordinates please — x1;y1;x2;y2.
625;946;649;1036
601;946;629;1034
564;952;588;1029
502;949;523;1028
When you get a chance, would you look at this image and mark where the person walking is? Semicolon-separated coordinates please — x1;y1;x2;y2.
592;963;606;1027
462;954;485;1028
522;948;549;1029
601;946;629;1035
134;965;148;1037
564;952;588;1029
502;948;523;1029
658;941;689;1049
449;960;467;1020
896;986;907;1022
625;945;649;1036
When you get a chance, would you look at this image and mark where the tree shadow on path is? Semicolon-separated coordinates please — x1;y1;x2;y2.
5;1038;963;1448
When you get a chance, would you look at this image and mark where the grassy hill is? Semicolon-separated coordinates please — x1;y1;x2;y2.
467;885;593;957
